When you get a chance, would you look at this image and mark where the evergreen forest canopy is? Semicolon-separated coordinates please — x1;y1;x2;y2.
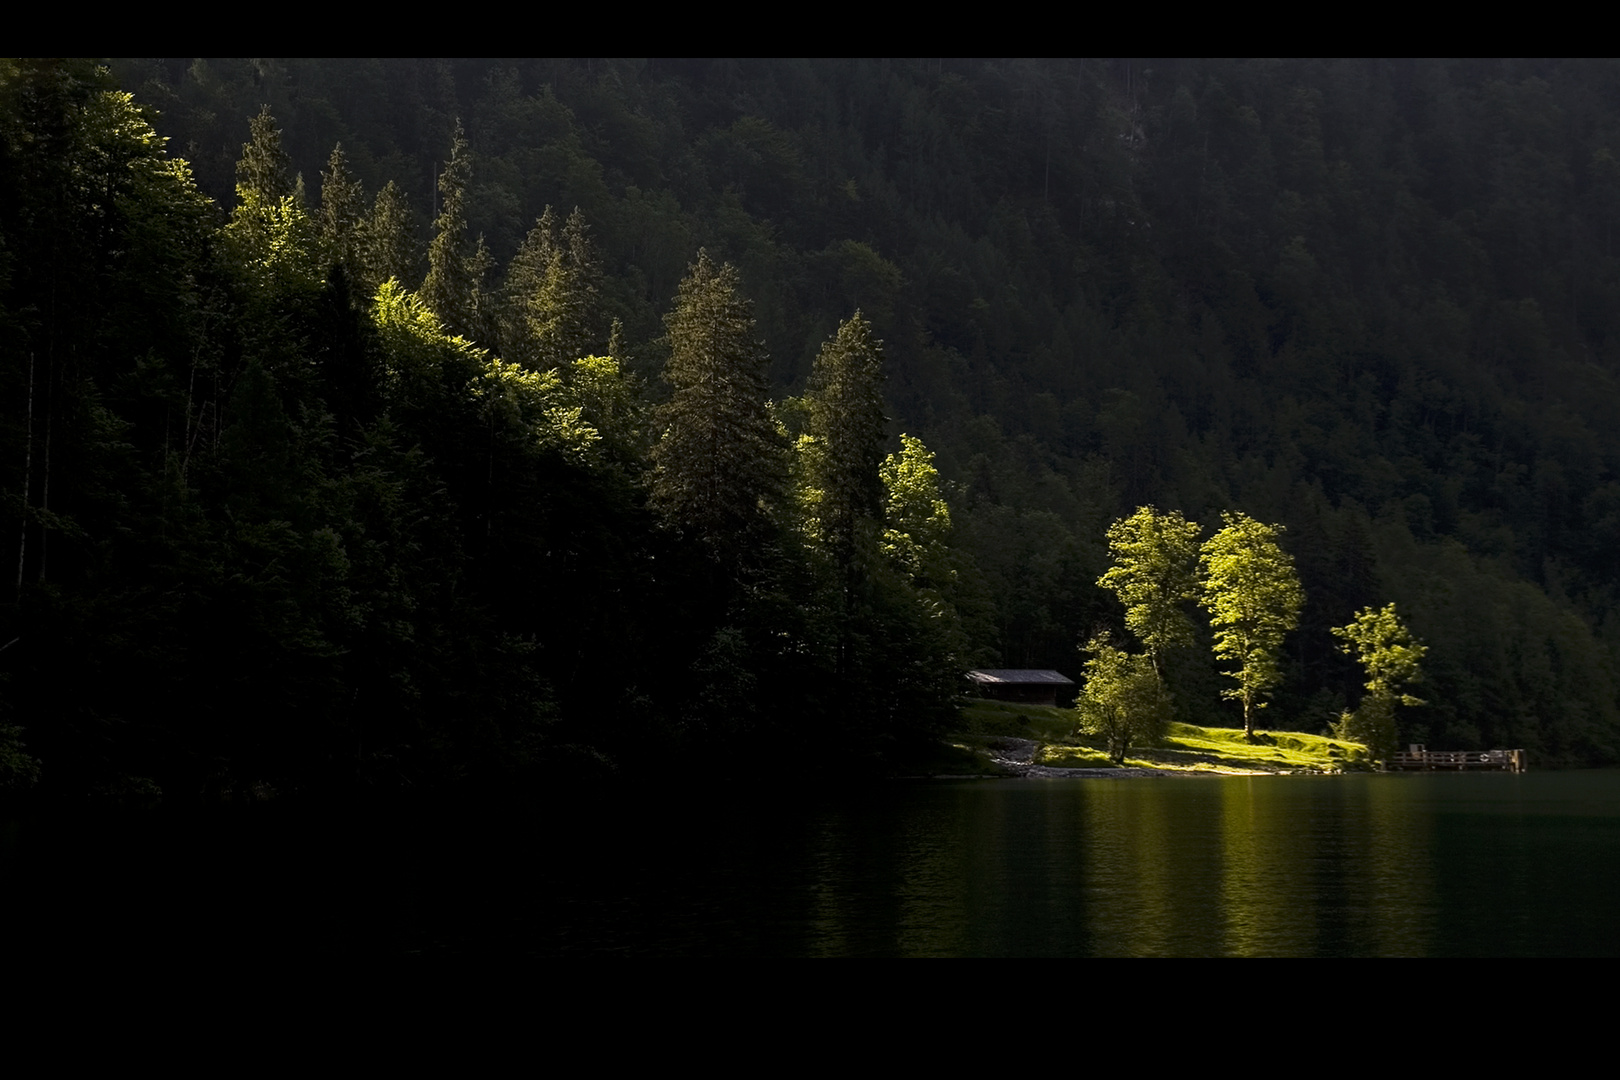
6;57;1620;793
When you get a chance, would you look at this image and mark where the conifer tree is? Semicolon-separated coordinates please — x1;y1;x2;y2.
803;312;887;568
421;120;480;340
500;206;604;369
467;233;498;348
224;106;319;296
500;208;559;367
319;142;365;281
538;208;604;368
650;251;783;558
236;105;292;206
358;180;417;299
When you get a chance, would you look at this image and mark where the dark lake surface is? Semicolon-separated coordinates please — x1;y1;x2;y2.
7;770;1620;957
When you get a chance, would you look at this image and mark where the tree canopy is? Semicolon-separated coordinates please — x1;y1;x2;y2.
650;251;783;560
14;57;1620;791
1200;513;1306;738
1075;635;1173;764
802;311;887;563
1332;603;1427;759
1098;506;1201;677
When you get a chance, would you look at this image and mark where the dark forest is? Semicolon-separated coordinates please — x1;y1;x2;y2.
6;58;1620;797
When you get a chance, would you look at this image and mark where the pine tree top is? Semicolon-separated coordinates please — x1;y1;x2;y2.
235;105;292;207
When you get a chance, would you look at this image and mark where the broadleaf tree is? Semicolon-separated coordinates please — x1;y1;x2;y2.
1075;636;1173;764
880;434;953;592
1199;512;1305;739
1097;505;1201;677
1332;602;1426;760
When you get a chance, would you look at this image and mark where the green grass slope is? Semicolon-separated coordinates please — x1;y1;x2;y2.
943;701;1369;775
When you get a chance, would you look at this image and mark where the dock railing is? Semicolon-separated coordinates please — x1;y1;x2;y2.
1385;747;1526;772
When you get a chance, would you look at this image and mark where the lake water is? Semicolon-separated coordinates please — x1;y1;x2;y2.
7;771;1620;957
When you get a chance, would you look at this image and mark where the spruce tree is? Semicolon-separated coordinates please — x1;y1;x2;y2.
224;106;319;296
236;104;292;206
357;180;417;299
539;208;604;368
500;206;603;369
804;311;887;566
467;233;498;349
319;142;365;281
650;251;783;558
499;207;559;368
420;120;479;339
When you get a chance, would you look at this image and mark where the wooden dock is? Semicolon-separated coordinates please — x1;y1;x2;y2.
1385;746;1527;772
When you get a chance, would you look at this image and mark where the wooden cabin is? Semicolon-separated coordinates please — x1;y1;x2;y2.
966;669;1076;708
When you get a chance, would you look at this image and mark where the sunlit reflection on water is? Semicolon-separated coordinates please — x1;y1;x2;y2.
6;771;1619;957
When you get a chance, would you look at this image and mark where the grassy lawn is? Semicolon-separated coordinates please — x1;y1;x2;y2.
944;700;1369;774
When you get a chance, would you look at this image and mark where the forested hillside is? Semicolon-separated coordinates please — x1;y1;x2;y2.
6;58;1620;793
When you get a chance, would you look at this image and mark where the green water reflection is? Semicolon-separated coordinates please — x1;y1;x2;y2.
7;771;1618;957
774;772;1620;957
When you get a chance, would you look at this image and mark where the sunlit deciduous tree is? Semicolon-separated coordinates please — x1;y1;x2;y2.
1098;505;1201;678
223;106;320;296
881;434;953;591
1075;635;1172;764
1200;512;1304;739
1332;602;1425;759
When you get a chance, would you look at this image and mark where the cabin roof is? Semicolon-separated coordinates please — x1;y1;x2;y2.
966;668;1075;686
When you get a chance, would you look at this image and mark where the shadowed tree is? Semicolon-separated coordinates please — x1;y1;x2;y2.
802;311;887;570
319;142;365;282
357;180;417;298
539;208;605;367
421;120;484;340
500;207;559;368
500;207;604;370
650;251;783;561
235;104;291;204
